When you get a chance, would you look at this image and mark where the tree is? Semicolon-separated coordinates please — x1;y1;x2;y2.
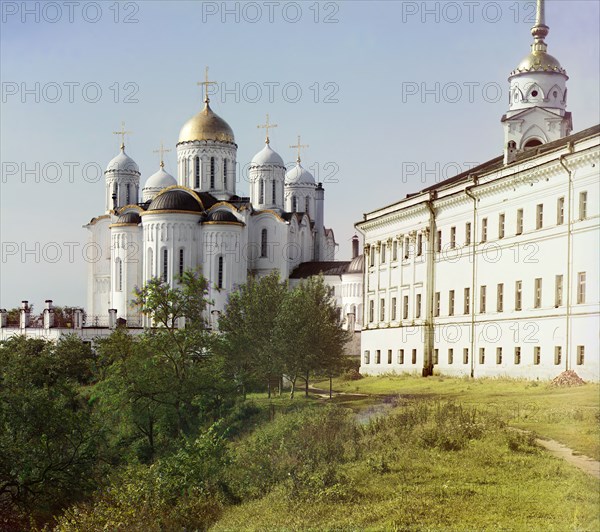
218;272;288;398
274;275;350;398
0;335;102;529
92;270;235;462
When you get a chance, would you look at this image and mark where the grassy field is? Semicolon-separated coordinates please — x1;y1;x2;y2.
313;374;600;460
212;393;600;532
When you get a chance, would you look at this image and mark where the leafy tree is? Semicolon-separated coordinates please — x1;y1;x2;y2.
0;335;102;529
218;272;288;397
274;276;350;398
92;270;235;462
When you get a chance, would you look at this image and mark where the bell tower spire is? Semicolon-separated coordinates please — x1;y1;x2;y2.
501;0;572;164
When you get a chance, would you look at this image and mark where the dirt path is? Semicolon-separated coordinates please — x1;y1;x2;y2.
535;437;600;479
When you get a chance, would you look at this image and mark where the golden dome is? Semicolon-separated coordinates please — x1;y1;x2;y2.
178;101;235;144
511;50;566;76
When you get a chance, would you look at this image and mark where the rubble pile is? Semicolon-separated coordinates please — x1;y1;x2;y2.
550;370;586;387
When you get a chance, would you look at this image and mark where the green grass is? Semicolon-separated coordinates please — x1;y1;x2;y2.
213;399;599;532
314;374;600;460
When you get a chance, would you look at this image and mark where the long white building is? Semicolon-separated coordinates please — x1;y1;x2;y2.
356;0;599;381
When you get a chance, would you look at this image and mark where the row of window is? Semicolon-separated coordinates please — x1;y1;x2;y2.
258;179;278;205
364;345;586;366
368;191;589;266
368;272;587;323
141;249;225;289
182;156;229;190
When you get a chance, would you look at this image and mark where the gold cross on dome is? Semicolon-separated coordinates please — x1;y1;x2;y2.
197;66;217;103
290;135;309;163
153;141;171;168
113;121;132;150
257;113;278;144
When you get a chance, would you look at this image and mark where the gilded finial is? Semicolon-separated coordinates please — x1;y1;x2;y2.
531;0;549;51
290;135;309;164
257;113;278;144
153;141;171;169
197;66;217;105
113;121;132;150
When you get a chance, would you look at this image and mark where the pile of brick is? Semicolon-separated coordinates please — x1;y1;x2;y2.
550;370;586;387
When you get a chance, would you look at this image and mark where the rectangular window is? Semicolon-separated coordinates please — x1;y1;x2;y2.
369;300;374;323
577;345;585;365
411;349;417;365
388;349;392;364
224;159;229;190
416;294;422;318
514;346;521;365
417;234;423;256
463;348;469;365
195;157;200;188
364;350;370;364
449;290;455;316
533;346;541;365
436;230;442;252
479;347;485;364
434;292;440;317
536;204;543;230
376;350;381;364
380;298;385;322
555;275;563;307
515;281;522;311
464;287;470;315
554;346;562;365
369;248;375;267
579;191;587;219
404;237;410;259
496;347;503;365
398;349;404;364
391;297;397;321
380;243;386;263
557;197;565;225
403;295;409;320
162;249;168;282
450;226;456;249
465;222;471;245
448;348;454;364
497;283;504;312
516;208;524;235
498;213;505;239
480;285;487;313
433;349;439;365
534;278;542;308
481;218;488;242
577;272;586;304
210;157;215;189
217;256;224;289
392;240;398;261
179;249;184;277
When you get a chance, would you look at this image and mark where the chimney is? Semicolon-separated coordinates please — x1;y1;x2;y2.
0;309;7;328
108;308;117;329
19;301;30;329
351;235;359;259
43;300;55;329
73;308;83;329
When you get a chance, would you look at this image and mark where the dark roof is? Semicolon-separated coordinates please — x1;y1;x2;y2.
207;210;239;223
421;124;600;194
116;212;141;224
290;261;351;279
148;189;203;212
196;191;219;210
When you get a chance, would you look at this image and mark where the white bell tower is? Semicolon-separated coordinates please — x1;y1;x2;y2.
502;0;572;164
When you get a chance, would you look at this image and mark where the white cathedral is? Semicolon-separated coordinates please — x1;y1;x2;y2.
85;91;338;326
357;0;599;381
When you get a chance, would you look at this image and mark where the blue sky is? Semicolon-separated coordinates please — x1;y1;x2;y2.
1;0;599;310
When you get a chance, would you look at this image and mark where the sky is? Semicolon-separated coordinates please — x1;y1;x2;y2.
1;0;599;311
